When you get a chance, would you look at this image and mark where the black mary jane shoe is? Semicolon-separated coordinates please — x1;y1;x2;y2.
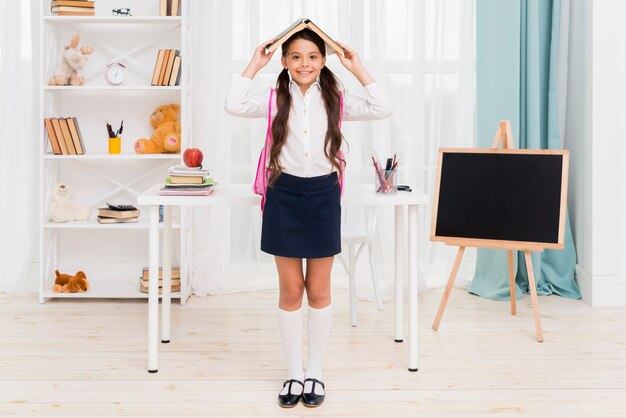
278;379;303;408
302;378;325;407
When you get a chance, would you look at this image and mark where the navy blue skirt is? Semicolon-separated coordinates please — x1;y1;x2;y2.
261;172;341;258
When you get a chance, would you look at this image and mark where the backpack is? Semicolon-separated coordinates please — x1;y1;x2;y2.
253;88;345;212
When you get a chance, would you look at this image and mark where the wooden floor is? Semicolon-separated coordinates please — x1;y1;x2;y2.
1;288;626;417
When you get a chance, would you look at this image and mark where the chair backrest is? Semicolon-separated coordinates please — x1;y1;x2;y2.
342;205;378;241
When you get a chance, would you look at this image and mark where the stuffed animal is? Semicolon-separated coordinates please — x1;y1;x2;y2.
134;104;181;154
48;183;91;223
48;34;94;86
53;270;89;293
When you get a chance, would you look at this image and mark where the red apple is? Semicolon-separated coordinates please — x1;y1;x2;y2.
183;148;203;168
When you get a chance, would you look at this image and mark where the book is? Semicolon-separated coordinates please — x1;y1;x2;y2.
169;55;182;86
141;266;181;281
52;6;95;13
266;18;344;57
72;117;86;154
66;117;85;155
59;118;77;155
50;118;69;154
159;187;214;196
44;118;62;155
98;207;140;218
139;277;181;288
158;49;172;86
169;175;204;184
167;165;209;176
164;177;215;187
159;0;168;16
170;0;180;17
140;284;181;294
151;50;166;86
51;0;95;7
97;216;139;224
163;50;179;87
56;10;95;16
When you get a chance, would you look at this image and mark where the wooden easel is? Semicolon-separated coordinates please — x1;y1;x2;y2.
431;120;544;342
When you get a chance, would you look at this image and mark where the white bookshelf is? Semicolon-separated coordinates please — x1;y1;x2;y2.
38;0;192;303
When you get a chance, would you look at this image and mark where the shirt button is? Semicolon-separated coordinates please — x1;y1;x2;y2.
305;153;308;157
303;109;307;113
304;129;308;134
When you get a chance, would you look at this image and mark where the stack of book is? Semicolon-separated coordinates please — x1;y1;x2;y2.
51;0;95;16
159;0;181;16
151;49;181;86
139;266;181;294
159;165;215;196
44;117;85;155
97;204;140;224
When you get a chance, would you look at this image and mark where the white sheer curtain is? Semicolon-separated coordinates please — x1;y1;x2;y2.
190;0;476;297
0;0;39;295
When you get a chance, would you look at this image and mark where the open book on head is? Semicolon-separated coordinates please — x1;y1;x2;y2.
265;18;345;57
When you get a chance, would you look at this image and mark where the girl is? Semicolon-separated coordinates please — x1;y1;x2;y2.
225;28;392;408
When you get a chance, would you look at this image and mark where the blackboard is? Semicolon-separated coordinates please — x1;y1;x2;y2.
430;148;569;250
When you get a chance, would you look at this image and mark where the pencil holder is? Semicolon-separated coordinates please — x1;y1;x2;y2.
108;136;121;154
375;168;397;193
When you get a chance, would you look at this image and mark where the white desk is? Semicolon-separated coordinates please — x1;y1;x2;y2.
137;184;428;373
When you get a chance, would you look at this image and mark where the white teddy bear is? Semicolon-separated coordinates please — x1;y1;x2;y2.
48;34;94;86
48;183;91;223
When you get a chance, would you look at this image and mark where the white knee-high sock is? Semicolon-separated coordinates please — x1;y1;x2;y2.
278;307;304;393
305;303;332;394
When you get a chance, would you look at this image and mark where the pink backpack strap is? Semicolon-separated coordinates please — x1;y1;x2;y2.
265;88;275;151
338;91;346;196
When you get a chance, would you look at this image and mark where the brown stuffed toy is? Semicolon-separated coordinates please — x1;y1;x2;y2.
133;103;181;154
52;270;89;293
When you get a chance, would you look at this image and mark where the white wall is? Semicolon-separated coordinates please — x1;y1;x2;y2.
566;0;626;306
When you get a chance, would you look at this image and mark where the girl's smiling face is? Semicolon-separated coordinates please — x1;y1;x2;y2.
282;39;326;92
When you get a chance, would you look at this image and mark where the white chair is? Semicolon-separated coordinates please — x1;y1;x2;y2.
337;206;384;326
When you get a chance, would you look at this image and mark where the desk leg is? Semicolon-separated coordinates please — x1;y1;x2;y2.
394;205;403;343
161;205;172;343
408;205;418;372
148;205;159;373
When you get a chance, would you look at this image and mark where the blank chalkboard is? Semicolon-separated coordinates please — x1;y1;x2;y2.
430;148;569;250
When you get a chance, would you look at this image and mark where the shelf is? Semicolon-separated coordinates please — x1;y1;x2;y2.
42;274;182;299
44;153;180;160
44;218;181;230
39;0;191;304
43;86;182;92
43;16;182;25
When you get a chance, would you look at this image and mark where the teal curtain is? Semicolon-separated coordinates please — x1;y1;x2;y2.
469;0;580;300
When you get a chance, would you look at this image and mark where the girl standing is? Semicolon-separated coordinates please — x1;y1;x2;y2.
225;28;392;408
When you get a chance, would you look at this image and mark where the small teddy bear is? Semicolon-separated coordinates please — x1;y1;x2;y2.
48;34;94;86
134;103;181;154
48;183;91;223
52;270;89;293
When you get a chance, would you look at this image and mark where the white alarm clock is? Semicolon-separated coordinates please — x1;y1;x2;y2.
105;60;126;86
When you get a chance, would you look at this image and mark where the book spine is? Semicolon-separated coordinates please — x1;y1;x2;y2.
163;50;179;87
169;55;182;86
50;118;69;155
59;118;77;155
73;117;86;154
66;117;84;155
151;50;165;86
158;49;172;86
44;118;62;155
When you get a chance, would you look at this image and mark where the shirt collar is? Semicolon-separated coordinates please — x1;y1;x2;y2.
288;73;321;92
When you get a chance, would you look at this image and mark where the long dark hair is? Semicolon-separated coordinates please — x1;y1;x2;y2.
269;28;344;185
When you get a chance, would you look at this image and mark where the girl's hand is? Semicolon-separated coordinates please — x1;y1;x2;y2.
335;41;374;86
336;41;363;73
250;39;276;70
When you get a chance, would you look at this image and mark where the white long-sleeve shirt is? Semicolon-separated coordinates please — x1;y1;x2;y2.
225;75;392;178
